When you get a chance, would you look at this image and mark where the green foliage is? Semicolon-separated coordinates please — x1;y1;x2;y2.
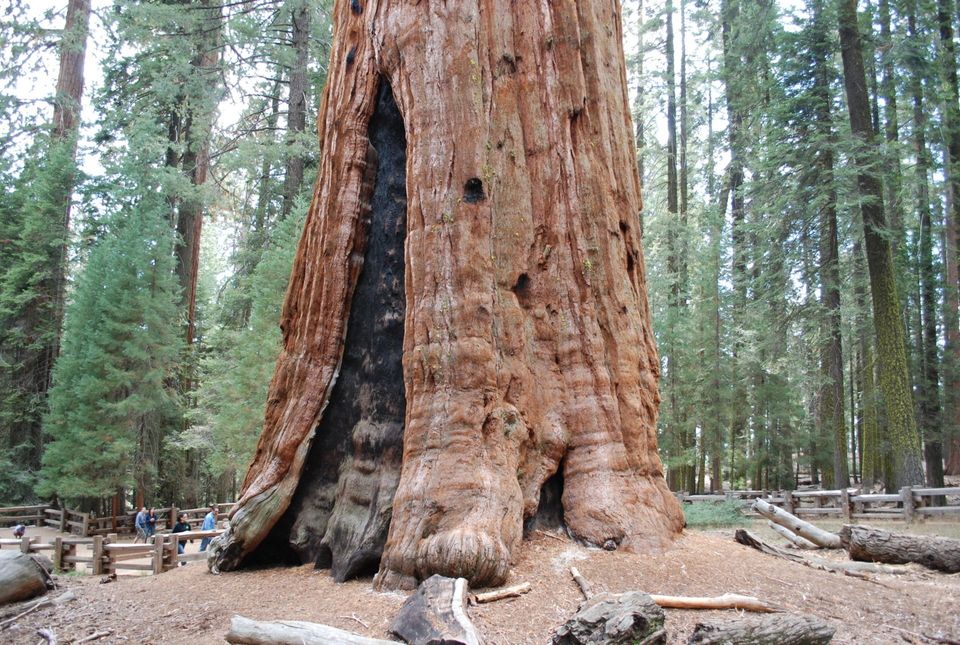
39;199;182;501
682;500;748;528
190;205;305;483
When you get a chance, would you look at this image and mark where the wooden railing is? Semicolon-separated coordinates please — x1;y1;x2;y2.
0;503;235;537
0;529;225;575
679;486;960;521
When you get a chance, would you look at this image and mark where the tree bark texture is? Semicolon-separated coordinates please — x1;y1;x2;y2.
837;0;924;488
225;615;396;645
0;552;52;606
389;575;480;645
209;0;683;589
839;524;960;573
687;614;835;645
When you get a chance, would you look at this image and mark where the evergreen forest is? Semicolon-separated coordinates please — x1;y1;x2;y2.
1;0;958;512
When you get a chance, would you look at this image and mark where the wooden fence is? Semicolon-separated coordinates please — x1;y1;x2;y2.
0;503;235;537
680;486;960;521
0;528;225;575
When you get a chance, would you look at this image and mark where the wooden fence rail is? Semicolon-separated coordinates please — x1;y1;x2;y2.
679;486;960;521
0;502;235;536
0;529;226;575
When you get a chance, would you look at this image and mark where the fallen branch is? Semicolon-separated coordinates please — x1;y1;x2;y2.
74;631;112;645
226;615;395;645
473;582;531;604
769;522;818;549
338;614;369;630
753;499;841;548
570;567;592;599
535;529;567;543
36;627;56;644
649;593;782;613
735;529;912;578
0;591;76;630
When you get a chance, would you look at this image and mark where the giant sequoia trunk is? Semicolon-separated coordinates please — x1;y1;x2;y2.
210;0;683;589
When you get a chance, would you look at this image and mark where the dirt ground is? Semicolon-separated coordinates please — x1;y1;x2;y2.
3;521;959;644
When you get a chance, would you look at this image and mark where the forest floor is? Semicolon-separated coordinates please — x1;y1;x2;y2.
3;519;959;644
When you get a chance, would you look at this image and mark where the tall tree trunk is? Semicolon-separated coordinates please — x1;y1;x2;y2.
907;4;944;487
937;0;960;476
281;0;311;218
855;241;883;487
838;0;924;487
812;0;847;488
634;0;646;191
210;0;683;590
722;0;747;488
175;0;223;348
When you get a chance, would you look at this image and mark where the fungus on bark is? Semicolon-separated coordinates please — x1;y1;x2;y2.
209;0;684;590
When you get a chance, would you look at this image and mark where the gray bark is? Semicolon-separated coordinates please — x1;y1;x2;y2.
839;524;960;572
688;614;835;645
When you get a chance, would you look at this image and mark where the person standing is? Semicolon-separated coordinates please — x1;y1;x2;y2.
133;507;148;543
171;513;191;562
146;508;158;539
200;505;217;552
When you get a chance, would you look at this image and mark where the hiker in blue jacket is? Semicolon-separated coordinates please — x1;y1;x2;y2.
200;505;217;552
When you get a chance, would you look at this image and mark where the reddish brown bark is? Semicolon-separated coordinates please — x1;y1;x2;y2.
210;0;682;589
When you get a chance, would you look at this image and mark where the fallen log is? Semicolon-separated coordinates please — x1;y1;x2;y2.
769;522;819;549
839;525;960;573
473;582;531;604
0;551;53;606
649;593;781;613
752;499;841;549
735;529;911;577
225;615;397;645
389;575;480;645
553;591;666;645
688;613;835;644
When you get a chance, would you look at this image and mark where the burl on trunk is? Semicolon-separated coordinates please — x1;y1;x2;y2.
209;0;683;589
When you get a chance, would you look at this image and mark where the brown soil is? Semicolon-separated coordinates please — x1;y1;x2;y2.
4;525;959;644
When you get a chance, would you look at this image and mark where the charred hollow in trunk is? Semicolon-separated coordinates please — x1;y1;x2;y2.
249;80;407;581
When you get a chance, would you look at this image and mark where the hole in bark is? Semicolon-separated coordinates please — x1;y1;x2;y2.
524;464;565;535
253;78;408;581
619;220;629;234
512;272;531;307
351;0;362;14
463;177;485;203
346;46;356;67
626;251;635;276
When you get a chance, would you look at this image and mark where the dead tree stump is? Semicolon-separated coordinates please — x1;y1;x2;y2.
839;525;960;573
688;614;835;644
389;575;481;645
552;592;666;645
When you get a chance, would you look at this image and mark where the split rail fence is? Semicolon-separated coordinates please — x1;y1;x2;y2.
0;529;224;575
680;486;960;521
0;503;235;536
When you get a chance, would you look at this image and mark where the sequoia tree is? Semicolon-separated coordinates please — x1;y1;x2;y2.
209;0;683;589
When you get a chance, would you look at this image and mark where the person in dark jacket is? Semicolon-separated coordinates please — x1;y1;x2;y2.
171;513;191;561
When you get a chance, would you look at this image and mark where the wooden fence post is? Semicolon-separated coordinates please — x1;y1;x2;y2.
58;509;66;534
92;535;104;575
81;512;90;537
900;486;915;523
53;537;63;571
35;506;44;528
152;536;164;574
785;491;795;515
840;489;852;520
20;535;31;554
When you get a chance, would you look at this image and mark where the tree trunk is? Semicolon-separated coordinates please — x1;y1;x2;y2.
812;0;847;489
281;0;311;219
839;525;960;572
0;552;51;606
937;0;960;477
210;0;683;590
688;614;835;645
837;0;924;488
175;0;222;348
389;575;480;645
907;3;945;488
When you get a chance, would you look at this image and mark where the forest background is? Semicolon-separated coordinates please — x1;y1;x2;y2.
1;0;958;512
